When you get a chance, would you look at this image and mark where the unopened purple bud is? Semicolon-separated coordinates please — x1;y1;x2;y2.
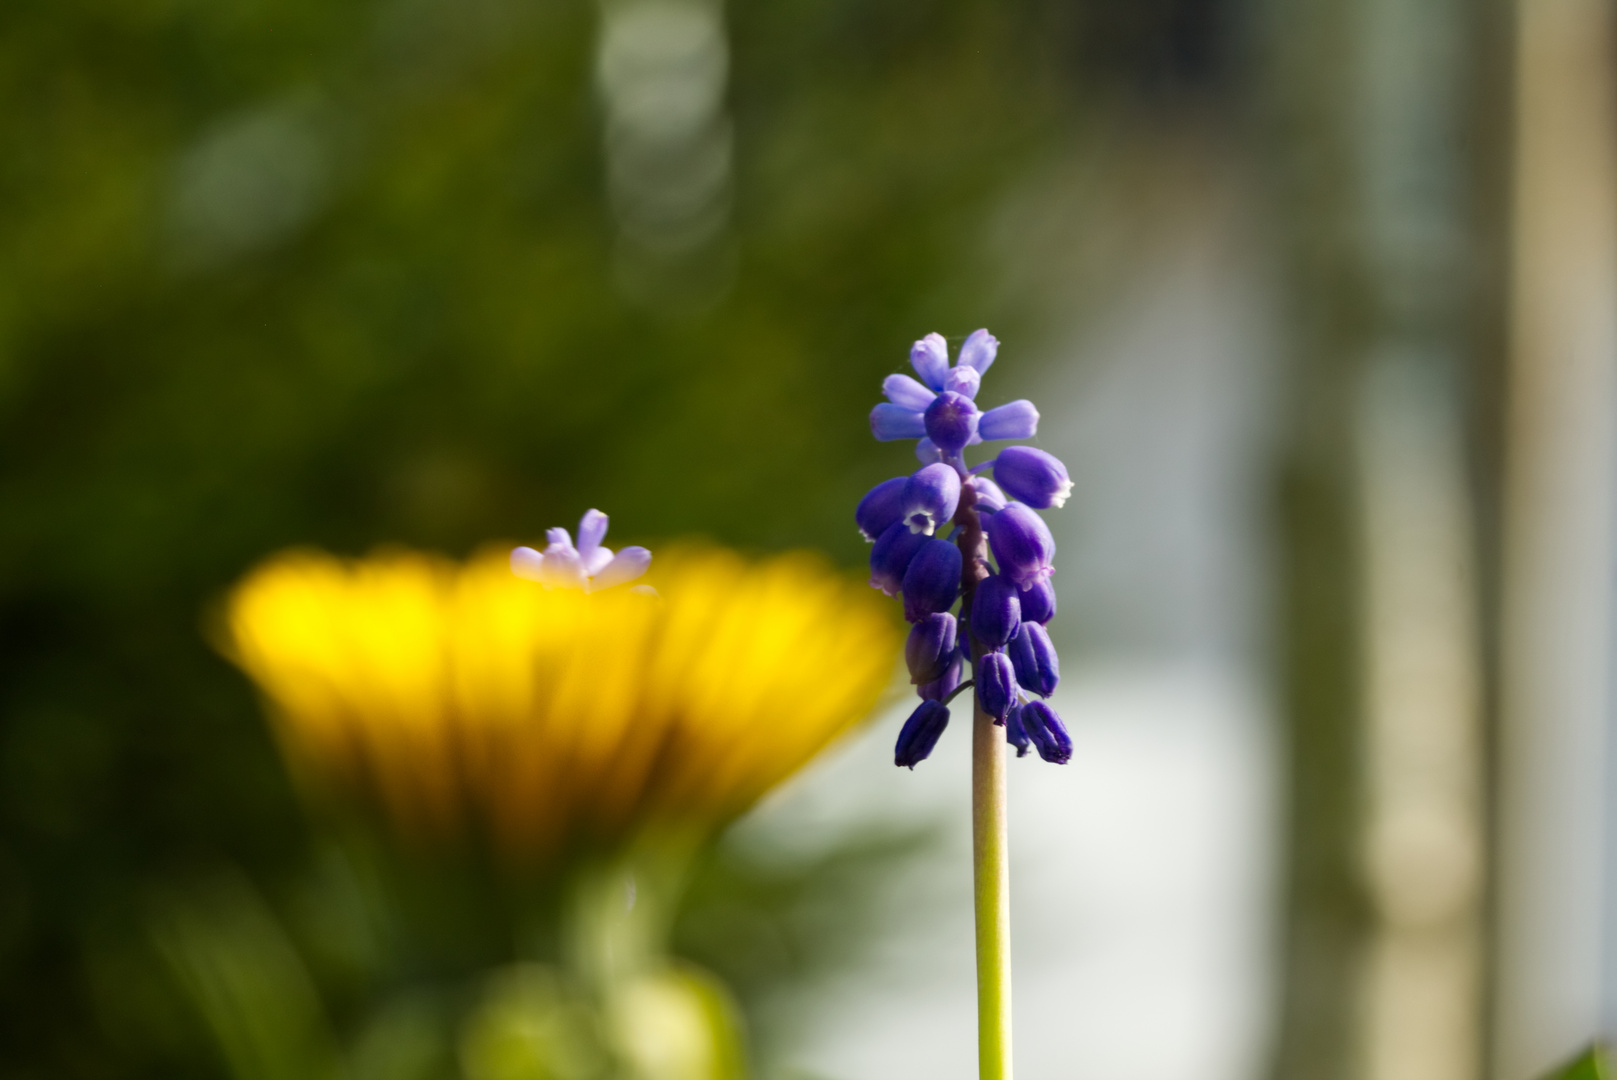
857;477;909;541
1020;699;1072;764
994;446;1073;510
883;374;938;411
910;333;950;391
871;403;927;441
958;328;999;374
1005;702;1031;757
906;612;958;684
895;699;950;768
987;503;1055;589
970;573;1022;648
903;463;961;535
977;650;1018;721
967;475;1007;513
944;365;981;399
1019;577;1056;624
979;400;1040;441
869;521;930;596
916;438;944;466
1008;621;1060;697
923;391;980;454
918;648;966;702
902;538;962;622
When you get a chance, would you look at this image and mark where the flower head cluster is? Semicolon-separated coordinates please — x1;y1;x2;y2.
510;509;653;593
860;330;1073;768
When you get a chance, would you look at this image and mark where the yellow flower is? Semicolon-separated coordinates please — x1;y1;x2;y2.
221;544;899;863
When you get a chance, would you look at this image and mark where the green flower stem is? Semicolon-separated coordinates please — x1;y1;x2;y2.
953;472;1013;1080
972;698;1012;1080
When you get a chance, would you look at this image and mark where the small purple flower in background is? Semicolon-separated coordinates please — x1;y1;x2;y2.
511;509;653;593
857;329;1072;768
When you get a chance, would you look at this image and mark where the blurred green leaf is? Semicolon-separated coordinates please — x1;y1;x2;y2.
1542;1046;1612;1080
459;964;607;1080
149;871;344;1080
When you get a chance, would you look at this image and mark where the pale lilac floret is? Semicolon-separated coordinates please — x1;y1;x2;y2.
978;399;1039;440
511;509;651;593
871;402;928;441
910;333;951;390
883;374;938;411
944;365;981;399
956;328;999;374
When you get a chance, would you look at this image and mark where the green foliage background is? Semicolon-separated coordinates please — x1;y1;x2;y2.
0;0;1228;1075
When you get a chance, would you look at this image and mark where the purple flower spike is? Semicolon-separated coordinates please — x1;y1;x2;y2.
1020;699;1072;764
883;374;938;411
869;521;930;597
903;463;961;535
1005;702;1031;757
970;573;1022;648
1008;621;1060;697
871;402;927;441
923;392;981;454
857;477;909;541
901;538;962;623
987;503;1055;589
918;648;966;702
967;475;1007;513
977;651;1018;721
906;612;958;685
958;328;999;374
1019;577;1056;624
910;333;950;391
859;325;1072;767
994;446;1072;510
978;400;1040;441
895;699;951;768
945;365;981;399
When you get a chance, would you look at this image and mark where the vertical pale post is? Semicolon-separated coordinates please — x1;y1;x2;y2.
1496;0;1617;1075
973;700;1012;1080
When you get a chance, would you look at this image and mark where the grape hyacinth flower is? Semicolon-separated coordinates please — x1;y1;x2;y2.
859;329;1075;1080
510;509;653;593
858;329;1071;769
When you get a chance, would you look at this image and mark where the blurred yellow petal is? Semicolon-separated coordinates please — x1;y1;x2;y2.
223;542;900;865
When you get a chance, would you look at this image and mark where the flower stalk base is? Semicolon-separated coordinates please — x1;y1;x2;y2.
972;699;1012;1080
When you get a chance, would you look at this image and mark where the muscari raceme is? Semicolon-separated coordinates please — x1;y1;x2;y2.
862;329;1074;767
